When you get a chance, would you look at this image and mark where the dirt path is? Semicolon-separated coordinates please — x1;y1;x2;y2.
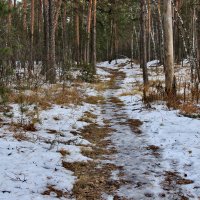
65;64;195;200
99;67;191;200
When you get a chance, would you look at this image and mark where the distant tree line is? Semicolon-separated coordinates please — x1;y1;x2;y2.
0;0;199;93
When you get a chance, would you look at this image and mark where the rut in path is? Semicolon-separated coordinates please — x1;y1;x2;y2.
100;67;189;200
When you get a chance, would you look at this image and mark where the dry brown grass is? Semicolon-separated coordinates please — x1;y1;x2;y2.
97;68;126;90
61;122;125;199
179;103;200;118
161;170;194;200
146;145;160;151
62;160;121;200
119;89;143;97
92;81;109;92
53;87;83;105
46;129;60;134
106;70;126;90
84;95;105;104
146;145;160;157
81;145;116;159
84;111;97;119
52;116;60;121
59;148;70;156
42;185;70;198
109;97;125;107
10;122;37;133
23;123;37;132
107;74;117;89
78;111;97;123
162;171;194;197
13;132;29;141
8;84;85;110
79;123;112;145
9;92;51;110
123;119;143;134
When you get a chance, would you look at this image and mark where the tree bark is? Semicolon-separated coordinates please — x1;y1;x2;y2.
38;0;43;34
163;0;174;95
62;1;67;64
197;6;200;82
14;0;16;8
8;0;12;32
42;0;62;83
42;0;50;76
74;0;80;65
92;0;97;72
30;0;35;70
140;0;148;101
84;0;92;64
147;0;151;61
23;0;27;32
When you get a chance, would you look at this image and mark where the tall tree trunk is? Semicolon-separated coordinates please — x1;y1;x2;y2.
30;0;35;70
23;0;27;32
48;0;56;83
197;5;200;82
38;0;43;34
74;0;80;65
163;0;174;95
62;1;67;64
174;0;182;63
8;0;12;33
109;18;114;63
113;18;118;62
157;0;164;65
42;0;50;76
147;0;151;61
14;0;16;8
84;0;92;64
92;0;97;72
140;0;148;101
48;0;62;83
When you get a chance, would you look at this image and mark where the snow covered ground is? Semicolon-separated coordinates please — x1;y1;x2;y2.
1;58;200;200
0;95;100;199
97;59;200;199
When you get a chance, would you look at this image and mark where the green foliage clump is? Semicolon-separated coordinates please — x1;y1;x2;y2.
79;64;95;83
0;47;13;59
0;1;10;17
0;85;10;105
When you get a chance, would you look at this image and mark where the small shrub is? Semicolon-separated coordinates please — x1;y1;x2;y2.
79;64;95;83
